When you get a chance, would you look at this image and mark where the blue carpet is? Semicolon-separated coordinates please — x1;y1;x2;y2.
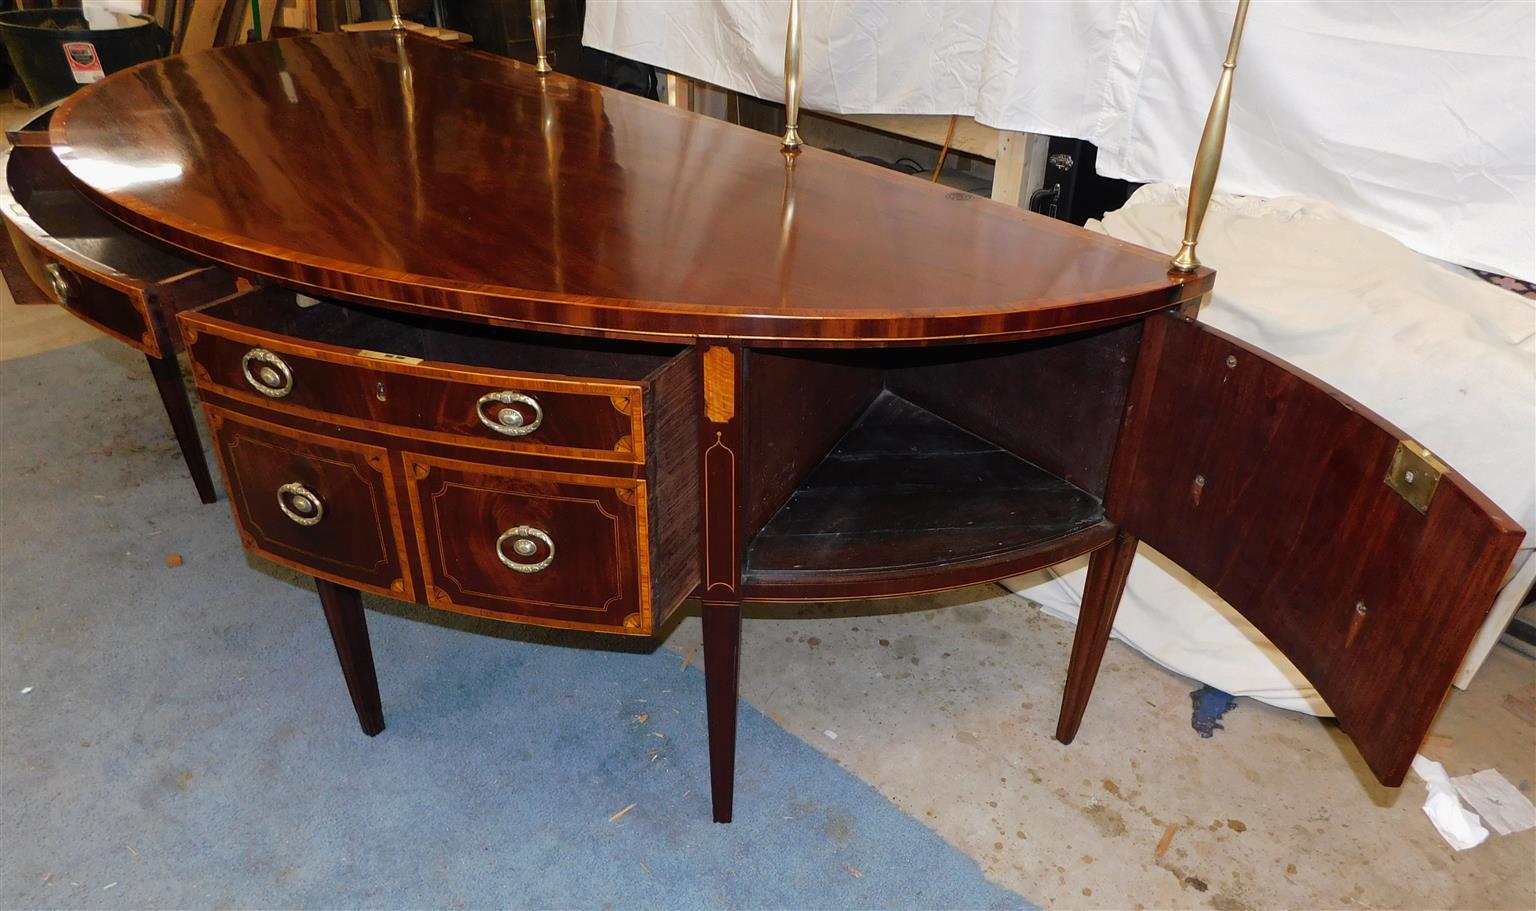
0;339;1032;910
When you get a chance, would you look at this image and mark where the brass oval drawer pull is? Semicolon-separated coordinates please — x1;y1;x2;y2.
496;525;554;573
277;482;323;526
242;348;295;398
44;262;75;304
476;390;543;437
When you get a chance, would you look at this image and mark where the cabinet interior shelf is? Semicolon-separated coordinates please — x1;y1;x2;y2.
741;391;1113;601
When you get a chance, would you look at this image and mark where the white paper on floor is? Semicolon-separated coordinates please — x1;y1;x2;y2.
1452;769;1536;836
1411;755;1489;850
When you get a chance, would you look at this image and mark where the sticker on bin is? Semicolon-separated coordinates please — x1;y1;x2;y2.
62;42;105;85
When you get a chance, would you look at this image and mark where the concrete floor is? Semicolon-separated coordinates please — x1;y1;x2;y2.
660;588;1536;910
0;284;98;359
0;99;99;363
2;209;1532;909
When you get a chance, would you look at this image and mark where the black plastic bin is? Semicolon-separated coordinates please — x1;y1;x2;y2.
0;9;169;106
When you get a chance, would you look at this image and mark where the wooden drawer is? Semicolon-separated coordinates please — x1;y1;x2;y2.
206;407;415;599
403;453;653;634
4;221;153;347
2;142;230;357
191;291;702;636
180;289;685;463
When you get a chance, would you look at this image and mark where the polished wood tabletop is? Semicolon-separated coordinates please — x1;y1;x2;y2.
51;32;1210;345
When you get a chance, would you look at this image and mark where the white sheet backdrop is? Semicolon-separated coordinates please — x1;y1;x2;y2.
584;1;1536;282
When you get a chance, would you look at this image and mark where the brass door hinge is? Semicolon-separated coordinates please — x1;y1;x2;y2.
1385;440;1446;514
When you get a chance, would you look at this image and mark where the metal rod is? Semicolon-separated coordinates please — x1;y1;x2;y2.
931;114;958;183
532;0;553;74
1170;0;1251;273
387;0;405;31
781;0;802;149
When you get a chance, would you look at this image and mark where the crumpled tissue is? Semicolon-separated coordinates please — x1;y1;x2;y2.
1411;754;1488;850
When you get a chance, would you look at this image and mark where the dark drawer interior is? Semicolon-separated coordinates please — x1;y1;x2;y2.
192;287;685;381
5;145;202;283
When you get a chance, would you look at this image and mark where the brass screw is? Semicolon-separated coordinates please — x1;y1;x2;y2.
1225;355;1237;368
1355;601;1368;616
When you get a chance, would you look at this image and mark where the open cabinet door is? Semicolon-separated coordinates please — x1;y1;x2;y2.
1107;311;1524;787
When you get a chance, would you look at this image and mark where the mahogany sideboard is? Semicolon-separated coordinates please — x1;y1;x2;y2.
3;32;1521;823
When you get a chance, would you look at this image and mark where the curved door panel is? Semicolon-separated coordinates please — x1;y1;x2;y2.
1108;312;1523;786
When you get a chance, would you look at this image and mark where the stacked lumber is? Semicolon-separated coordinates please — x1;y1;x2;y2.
145;1;467;53
144;0;312;54
274;0;319;32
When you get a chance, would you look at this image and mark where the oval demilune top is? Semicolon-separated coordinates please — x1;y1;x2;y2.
50;32;1211;345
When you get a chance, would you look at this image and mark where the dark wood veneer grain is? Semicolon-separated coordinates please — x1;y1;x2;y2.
742;349;882;541
643;348;703;628
184;317;652;462
204;405;414;599
185;305;701;635
1104;312;1524;786
403;454;646;631
885;322;1142;497
50;32;1211;346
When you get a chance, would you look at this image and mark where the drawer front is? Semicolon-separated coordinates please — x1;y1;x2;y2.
404;453;652;634
182;324;645;462
206;407;414;599
4;220;158;355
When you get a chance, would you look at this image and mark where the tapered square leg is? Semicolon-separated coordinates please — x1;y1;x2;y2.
697;341;748;822
316;578;385;737
1056;529;1138;744
703;599;742;823
144;352;217;504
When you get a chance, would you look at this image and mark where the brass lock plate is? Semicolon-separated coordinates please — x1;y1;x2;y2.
1385;439;1446;514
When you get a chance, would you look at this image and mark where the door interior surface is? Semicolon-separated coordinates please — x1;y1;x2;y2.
1108;312;1523;786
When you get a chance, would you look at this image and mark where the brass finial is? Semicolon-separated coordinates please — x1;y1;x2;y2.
781;0;803;148
1170;0;1251;273
531;0;553;74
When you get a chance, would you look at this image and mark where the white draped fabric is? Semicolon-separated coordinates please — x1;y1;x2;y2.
584;0;1536;281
